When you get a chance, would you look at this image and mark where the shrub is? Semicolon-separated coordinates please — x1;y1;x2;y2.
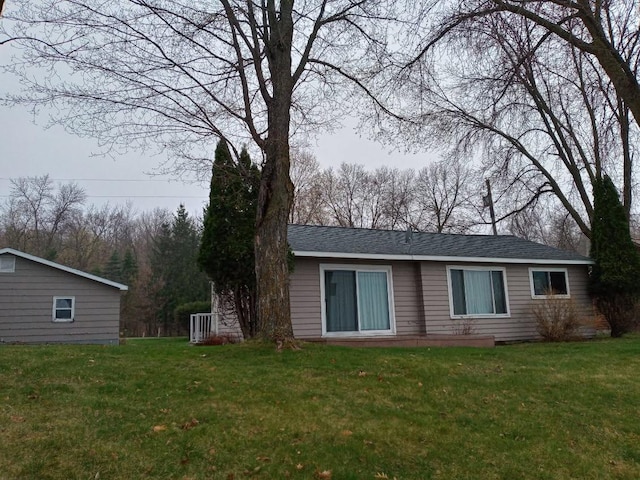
174;300;212;333
195;334;241;346
532;296;581;342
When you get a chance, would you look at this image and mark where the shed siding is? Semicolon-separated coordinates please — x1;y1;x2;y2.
290;257;593;342
0;255;121;344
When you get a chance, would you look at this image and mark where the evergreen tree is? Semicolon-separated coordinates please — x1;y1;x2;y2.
104;251;122;283
151;205;209;335
120;249;138;285
199;140;260;338
589;175;640;337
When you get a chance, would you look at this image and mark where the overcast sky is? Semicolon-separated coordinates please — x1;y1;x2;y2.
0;38;433;218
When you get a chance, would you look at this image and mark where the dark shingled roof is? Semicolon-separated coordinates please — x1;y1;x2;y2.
288;224;592;263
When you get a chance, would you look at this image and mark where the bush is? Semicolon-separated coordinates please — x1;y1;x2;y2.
195;334;241;346
174;300;212;334
533;296;581;342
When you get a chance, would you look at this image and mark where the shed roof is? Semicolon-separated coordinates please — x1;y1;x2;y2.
288;224;592;265
0;248;129;290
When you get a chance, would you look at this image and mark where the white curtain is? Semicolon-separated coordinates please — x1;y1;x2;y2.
463;270;493;314
357;271;390;330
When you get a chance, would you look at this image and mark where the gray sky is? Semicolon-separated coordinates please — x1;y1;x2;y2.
0;40;431;218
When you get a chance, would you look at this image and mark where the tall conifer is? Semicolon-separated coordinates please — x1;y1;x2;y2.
199;141;260;338
590;175;640;336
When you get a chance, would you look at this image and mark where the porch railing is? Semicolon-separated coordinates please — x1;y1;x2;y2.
190;312;218;344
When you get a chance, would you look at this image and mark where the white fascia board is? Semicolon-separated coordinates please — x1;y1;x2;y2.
292;250;594;265
0;248;129;290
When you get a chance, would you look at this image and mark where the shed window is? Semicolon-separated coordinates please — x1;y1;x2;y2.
53;297;75;322
448;267;509;317
0;256;15;273
530;269;569;298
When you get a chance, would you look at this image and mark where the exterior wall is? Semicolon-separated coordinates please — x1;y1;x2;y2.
418;261;593;342
0;255;122;344
290;257;593;342
289;257;424;339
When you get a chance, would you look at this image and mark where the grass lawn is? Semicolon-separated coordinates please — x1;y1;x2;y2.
1;337;639;479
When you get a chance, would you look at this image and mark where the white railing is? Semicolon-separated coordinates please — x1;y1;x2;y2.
190;312;218;344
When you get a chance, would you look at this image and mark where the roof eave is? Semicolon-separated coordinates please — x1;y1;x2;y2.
292;250;594;265
0;248;129;290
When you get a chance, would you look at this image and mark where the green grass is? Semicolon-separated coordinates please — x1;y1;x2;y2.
1;337;639;479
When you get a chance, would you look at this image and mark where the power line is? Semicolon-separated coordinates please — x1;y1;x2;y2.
0;177;184;183
0;194;205;199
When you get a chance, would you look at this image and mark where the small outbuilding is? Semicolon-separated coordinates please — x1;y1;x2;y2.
0;248;127;345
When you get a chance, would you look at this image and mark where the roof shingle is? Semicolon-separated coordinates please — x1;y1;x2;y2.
288;224;591;264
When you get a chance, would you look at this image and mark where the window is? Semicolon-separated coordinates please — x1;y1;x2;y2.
53;297;75;322
529;268;569;298
0;256;15;273
321;265;395;336
447;267;509;317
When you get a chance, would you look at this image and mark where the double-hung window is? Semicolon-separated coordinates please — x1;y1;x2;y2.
53;297;75;322
448;267;509;317
321;265;395;336
0;256;15;273
529;268;569;298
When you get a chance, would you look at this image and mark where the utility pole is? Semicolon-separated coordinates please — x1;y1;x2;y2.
484;179;498;235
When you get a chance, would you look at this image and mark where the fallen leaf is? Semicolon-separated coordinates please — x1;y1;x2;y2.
256;456;271;462
181;418;200;430
10;415;25;423
374;473;389;479
315;470;332;479
340;430;353;437
209;448;217;456
358;370;367;377
296;464;304;470
153;425;167;432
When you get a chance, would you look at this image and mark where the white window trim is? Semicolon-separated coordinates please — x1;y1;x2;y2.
446;265;511;319
0;256;15;273
319;264;396;337
52;296;75;323
529;267;571;299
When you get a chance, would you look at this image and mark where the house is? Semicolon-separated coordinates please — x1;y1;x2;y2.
287;224;594;345
0;248;128;345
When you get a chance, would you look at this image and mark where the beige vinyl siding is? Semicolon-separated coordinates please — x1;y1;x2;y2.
0;255;122;344
290;257;424;339
419;261;593;342
290;257;593;342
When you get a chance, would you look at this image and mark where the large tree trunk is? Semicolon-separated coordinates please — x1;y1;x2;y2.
255;0;295;345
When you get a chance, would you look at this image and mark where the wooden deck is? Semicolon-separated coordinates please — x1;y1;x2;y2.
307;334;495;348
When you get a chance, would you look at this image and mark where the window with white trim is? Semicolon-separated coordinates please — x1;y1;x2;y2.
53;297;75;322
0;256;15;273
447;267;509;317
321;265;395;336
529;268;569;298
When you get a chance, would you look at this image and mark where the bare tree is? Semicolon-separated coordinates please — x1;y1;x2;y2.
1;1;401;344
322;163;382;228
413;1;640;125
1;175;86;259
411;158;479;233
289;148;326;225
387;6;639;238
